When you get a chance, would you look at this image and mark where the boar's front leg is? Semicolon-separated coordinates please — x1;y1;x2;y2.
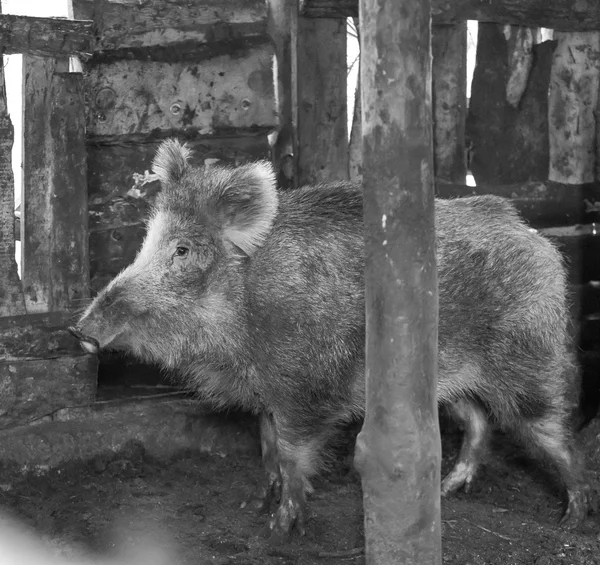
266;417;323;544
246;412;282;512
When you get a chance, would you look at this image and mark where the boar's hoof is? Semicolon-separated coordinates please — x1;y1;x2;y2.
243;473;282;514
264;500;306;545
559;484;594;530
68;327;100;354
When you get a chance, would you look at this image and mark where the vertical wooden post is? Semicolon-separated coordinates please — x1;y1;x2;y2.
296;17;348;185
268;0;298;189
22;55;89;313
432;23;467;183
548;32;600;184
349;18;362;183
0;3;26;316
355;0;441;562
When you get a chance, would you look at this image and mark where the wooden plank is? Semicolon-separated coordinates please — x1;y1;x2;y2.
539;225;600;285
301;0;600;31
356;0;441;562
0;312;86;360
267;0;298;189
22;56;89;313
349;18;362;183
84;44;277;140
87;136;270;292
436;180;600;228
466;24;553;185
296;18;348;185
432;23;467;182
0;5;26;316
0;14;93;58
0;356;97;430
548;32;600;184
72;0;267;52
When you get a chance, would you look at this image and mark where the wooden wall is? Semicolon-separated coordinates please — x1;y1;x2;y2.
72;0;277;292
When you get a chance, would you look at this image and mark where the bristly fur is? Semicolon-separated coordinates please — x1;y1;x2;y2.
152;138;192;186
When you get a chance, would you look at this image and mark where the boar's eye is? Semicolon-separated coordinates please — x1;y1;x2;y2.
174;246;189;258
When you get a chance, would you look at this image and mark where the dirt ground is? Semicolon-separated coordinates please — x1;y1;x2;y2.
1;419;600;565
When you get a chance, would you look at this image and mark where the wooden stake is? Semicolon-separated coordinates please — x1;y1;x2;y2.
548;32;600;184
356;0;441;562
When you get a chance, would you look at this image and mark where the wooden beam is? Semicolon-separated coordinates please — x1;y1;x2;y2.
432;23;467;182
267;0;298;189
84;44;277;140
22;55;89;313
301;0;600;31
73;0;267;52
356;0;441;563
296;17;348;185
0;5;26;317
436;180;600;228
0;14;93;58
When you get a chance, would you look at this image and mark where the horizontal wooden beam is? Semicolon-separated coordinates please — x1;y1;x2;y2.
436;180;600;228
0;14;93;58
300;0;600;31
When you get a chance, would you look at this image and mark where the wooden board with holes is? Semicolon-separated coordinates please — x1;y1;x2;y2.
84;43;276;140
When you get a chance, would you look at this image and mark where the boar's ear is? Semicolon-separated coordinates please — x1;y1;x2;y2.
219;161;278;256
152;139;192;185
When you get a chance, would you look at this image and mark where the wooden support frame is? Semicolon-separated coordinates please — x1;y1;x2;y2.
0;14;93;58
295;16;348;185
300;0;600;31
355;0;441;562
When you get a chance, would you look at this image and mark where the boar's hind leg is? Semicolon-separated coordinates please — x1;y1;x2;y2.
246;412;282;512
514;413;592;529
441;399;490;496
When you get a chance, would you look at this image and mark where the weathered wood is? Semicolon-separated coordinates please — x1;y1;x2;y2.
505;26;534;108
539;224;600;285
87;136;270;292
548;32;600;184
0;356;97;429
22;55;89;313
72;0;267;52
296;18;348;185
0;14;93;58
0;5;26;316
0;312;85;360
84;44;276;140
348;19;362;183
466;24;554;184
356;0;441;562
301;0;600;31
436;180;600;228
267;0;298;189
432;23;467;182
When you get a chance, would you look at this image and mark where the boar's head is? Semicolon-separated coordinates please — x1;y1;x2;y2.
71;139;278;368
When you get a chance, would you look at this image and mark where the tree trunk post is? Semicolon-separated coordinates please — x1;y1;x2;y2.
355;0;441;563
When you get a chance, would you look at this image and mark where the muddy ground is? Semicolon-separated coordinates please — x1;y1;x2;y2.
1;418;600;565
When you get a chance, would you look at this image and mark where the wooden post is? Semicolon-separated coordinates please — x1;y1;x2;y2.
22;55;89;312
0;3;26;317
356;0;441;563
296;17;348;185
432;23;467;182
267;0;298;189
548;32;600;184
349;18;362;183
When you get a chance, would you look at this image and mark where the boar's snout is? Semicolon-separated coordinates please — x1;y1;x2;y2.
68;326;101;355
